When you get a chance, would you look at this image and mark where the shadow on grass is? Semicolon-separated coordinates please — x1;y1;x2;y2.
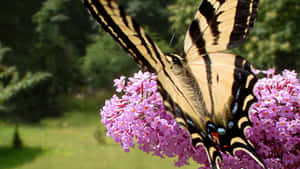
0;146;45;169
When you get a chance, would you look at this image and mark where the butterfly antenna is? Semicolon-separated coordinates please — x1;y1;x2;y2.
169;32;176;47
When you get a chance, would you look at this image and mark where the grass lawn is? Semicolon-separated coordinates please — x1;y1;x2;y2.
0;93;199;169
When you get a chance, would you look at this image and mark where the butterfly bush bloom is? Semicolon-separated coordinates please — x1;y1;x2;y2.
100;69;300;169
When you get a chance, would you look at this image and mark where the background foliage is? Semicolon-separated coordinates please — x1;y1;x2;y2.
81;30;137;88
0;44;53;122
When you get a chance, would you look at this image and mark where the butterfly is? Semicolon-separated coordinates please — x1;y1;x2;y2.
83;0;267;168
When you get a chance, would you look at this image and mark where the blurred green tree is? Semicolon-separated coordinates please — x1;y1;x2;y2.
0;43;52;122
81;30;137;88
0;0;96;120
0;43;52;148
0;0;94;90
0;0;44;68
32;0;95;90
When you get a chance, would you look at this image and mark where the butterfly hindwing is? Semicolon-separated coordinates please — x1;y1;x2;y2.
187;52;267;169
184;0;259;54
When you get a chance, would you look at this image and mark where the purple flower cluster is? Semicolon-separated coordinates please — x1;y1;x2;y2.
100;69;300;169
245;69;300;168
101;71;209;167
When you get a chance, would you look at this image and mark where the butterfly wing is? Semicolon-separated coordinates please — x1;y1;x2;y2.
186;52;268;169
184;0;259;55
180;0;266;168
83;0;164;72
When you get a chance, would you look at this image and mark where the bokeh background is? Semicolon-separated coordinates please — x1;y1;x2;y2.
0;0;299;169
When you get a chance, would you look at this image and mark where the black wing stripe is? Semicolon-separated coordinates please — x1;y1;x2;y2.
188;20;207;55
145;34;166;68
229;56;267;168
157;81;190;129
205;140;222;169
231;141;268;169
104;0;162;65
184;0;259;54
203;55;215;116
84;0;164;72
228;0;258;48
247;1;258;29
198;0;223;44
130;18;161;66
199;0;216;28
118;5;130;27
216;0;225;3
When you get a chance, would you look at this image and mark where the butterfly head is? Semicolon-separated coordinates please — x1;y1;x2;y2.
165;53;185;66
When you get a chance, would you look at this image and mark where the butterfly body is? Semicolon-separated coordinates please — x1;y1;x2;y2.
84;0;267;168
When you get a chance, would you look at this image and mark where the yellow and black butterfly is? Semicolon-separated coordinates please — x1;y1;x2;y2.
83;0;267;168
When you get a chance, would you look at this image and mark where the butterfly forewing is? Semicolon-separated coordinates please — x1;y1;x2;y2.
84;0;164;72
184;0;259;54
